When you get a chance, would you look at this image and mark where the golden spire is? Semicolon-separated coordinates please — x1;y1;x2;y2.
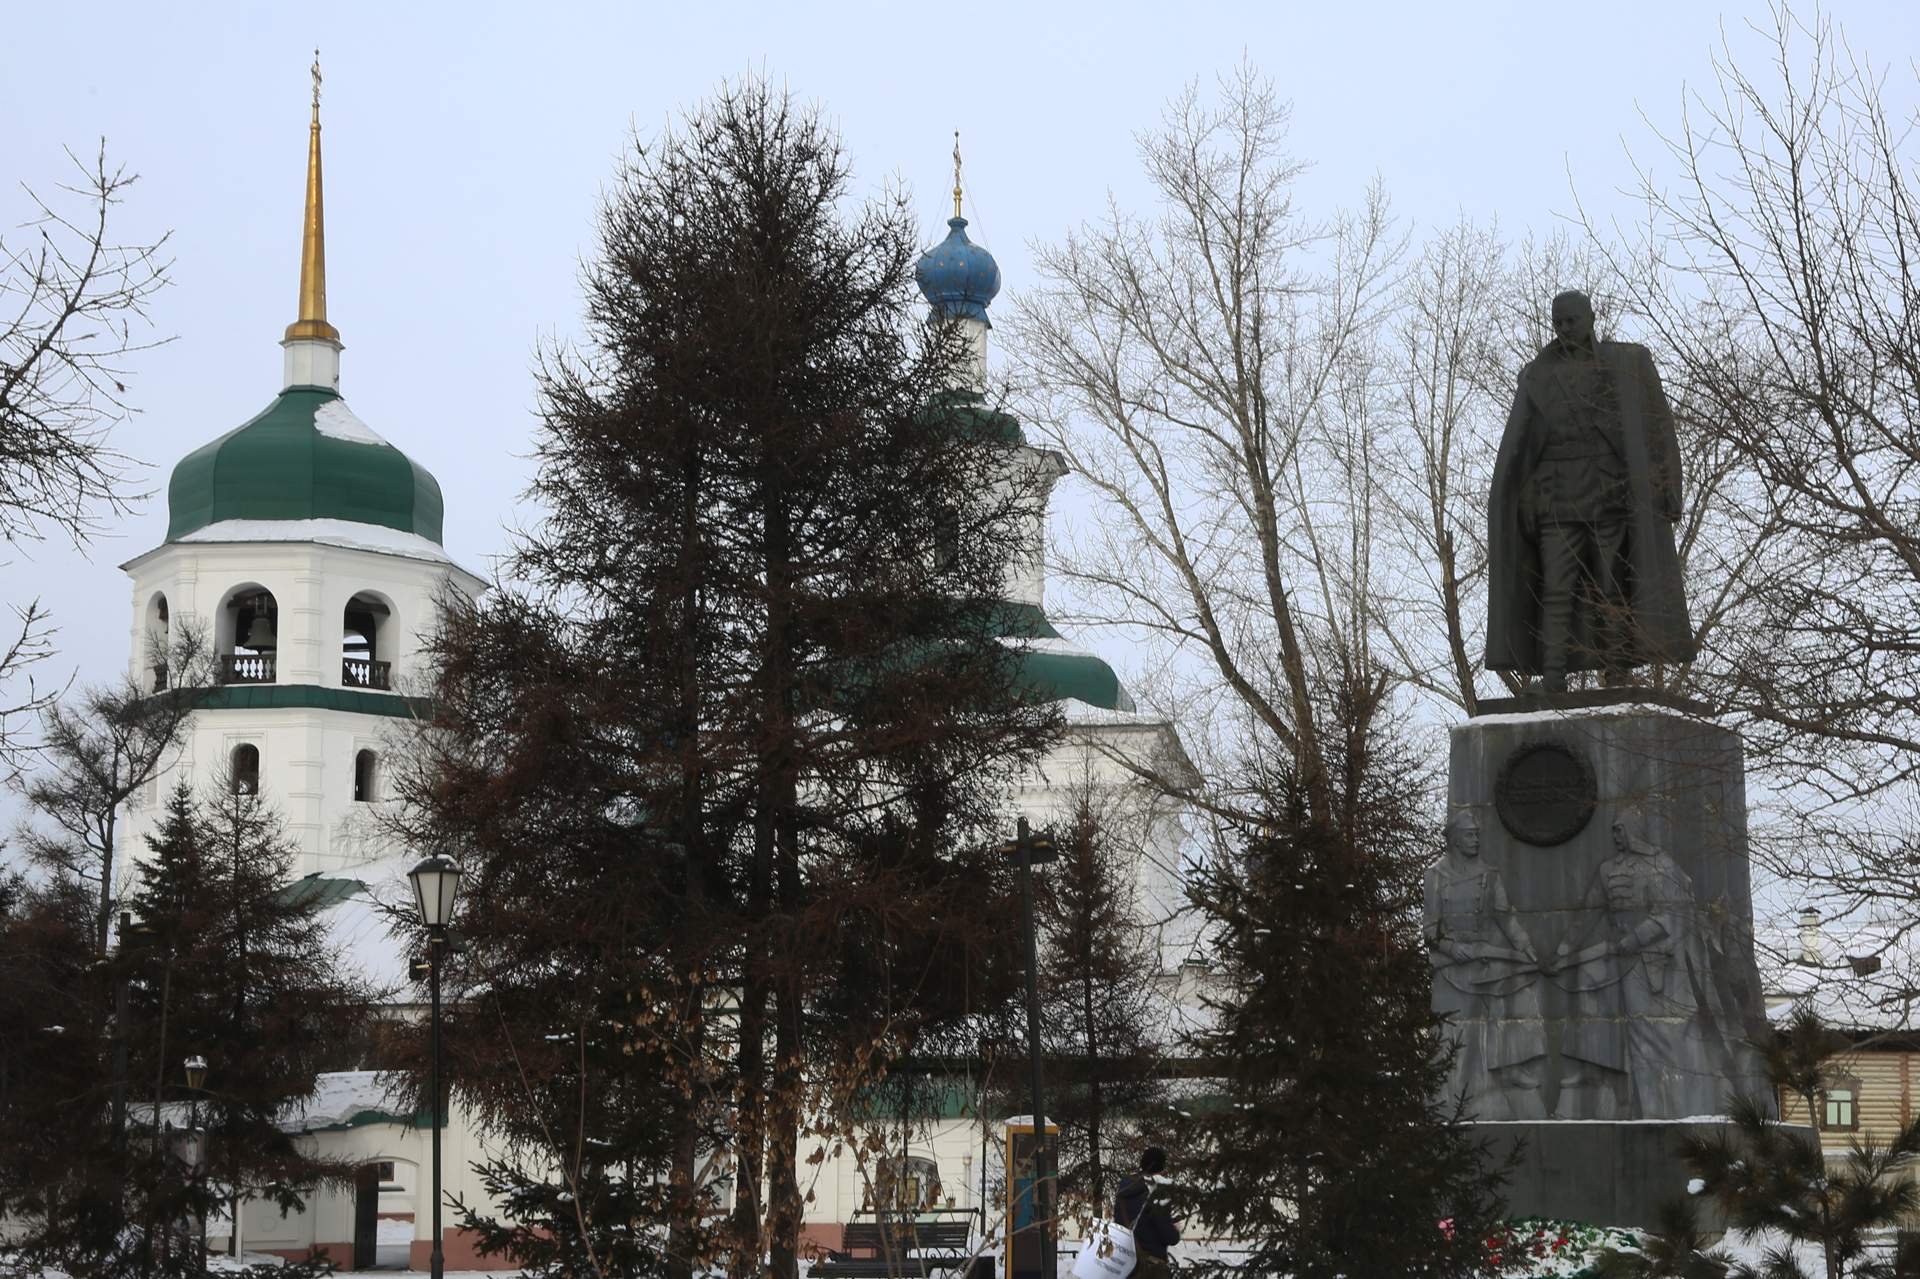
285;49;339;343
952;131;964;220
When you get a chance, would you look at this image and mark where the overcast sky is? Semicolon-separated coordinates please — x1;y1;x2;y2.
5;0;1918;709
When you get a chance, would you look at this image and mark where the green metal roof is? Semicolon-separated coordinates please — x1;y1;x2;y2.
196;684;428;718
1012;648;1130;711
166;386;444;543
988;600;1136;712
918;388;1025;445
278;870;367;909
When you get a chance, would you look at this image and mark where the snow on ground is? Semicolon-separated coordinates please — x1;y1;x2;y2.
5;1226;1844;1277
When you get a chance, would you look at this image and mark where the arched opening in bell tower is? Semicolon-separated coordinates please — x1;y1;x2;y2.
342;592;392;690
218;585;279;685
145;593;171;691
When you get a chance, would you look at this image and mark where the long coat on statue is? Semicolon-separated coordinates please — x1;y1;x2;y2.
1485;339;1696;674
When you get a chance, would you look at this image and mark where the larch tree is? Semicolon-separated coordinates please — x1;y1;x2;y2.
392;78;1055;1279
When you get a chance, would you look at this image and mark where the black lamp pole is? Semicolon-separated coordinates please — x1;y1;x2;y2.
409;855;462;1279
1001;817;1056;1276
429;935;445;1279
184;1056;208;1278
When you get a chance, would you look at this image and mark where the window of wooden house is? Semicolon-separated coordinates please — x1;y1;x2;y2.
1822;1086;1858;1130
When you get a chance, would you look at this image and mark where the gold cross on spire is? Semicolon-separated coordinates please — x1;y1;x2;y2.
287;49;339;343
952;131;964;220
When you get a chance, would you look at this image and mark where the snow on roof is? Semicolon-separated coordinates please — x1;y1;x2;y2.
1756;908;1920;1033
288;1070;408;1130
297;854;426;999
172;517;477;575
312;399;392;447
1058;697;1174;728
1455;701;1714;728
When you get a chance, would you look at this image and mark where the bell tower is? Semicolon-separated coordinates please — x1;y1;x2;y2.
120;59;485;877
912;147;1201;971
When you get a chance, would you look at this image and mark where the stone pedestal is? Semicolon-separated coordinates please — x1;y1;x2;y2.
1431;701;1775;1223
1473;1120;1822;1229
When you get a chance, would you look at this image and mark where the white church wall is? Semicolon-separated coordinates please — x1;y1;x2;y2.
1016;720;1200;973
121;704;417;878
118;537;480;879
122;538;479;693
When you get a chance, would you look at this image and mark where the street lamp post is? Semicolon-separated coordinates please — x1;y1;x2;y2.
183;1055;208;1277
999;817;1056;1279
409;855;463;1279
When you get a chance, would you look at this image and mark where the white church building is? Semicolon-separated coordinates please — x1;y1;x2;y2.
117;84;1198;1270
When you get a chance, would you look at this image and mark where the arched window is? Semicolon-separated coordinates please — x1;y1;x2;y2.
354;749;377;803
147;594;170;691
231;744;261;795
342;593;392;689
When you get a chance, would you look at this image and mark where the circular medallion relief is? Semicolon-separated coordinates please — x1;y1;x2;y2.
1494;739;1597;846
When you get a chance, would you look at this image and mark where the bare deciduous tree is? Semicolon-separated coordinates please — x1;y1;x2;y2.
1589;4;1920;994
10;622;213;954
1008;63;1405;824
0;144;171;775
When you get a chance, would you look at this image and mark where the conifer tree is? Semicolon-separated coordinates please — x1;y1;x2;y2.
0;870;117;1267
1173;686;1508;1278
0;782;363;1276
1628;1008;1920;1279
983;797;1169;1217
395;76;1055;1279
123;782;370;1261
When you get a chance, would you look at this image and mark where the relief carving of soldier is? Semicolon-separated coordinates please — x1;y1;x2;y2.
1550;814;1739;1118
1485;291;1696;692
1423;811;1548;1118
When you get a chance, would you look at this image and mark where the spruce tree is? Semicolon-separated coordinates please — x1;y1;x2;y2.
0;871;119;1269
1174;687;1509;1277
395;77;1054;1279
124;782;371;1258
0;783;362;1277
984;798;1169;1218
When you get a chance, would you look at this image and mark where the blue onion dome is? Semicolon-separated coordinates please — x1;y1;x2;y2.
915;217;1002;324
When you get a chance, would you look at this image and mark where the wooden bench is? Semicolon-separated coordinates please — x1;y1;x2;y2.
812;1210;980;1278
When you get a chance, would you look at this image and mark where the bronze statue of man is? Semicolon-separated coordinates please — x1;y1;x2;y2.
1486;291;1695;691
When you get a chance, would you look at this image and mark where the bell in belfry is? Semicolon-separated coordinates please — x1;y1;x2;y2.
242;612;278;651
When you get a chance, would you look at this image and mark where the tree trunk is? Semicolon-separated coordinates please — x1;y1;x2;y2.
666;424;708;1279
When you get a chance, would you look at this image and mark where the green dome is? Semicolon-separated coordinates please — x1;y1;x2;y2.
995;602;1135;712
166;387;444;543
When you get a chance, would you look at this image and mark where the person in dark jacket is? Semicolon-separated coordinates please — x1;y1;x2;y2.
1113;1147;1181;1272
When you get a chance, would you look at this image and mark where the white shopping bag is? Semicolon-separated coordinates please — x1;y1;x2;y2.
1070;1218;1139;1279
